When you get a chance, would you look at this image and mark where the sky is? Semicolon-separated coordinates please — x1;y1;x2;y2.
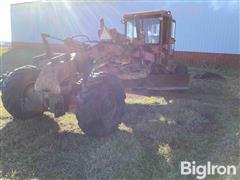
0;1;11;41
1;1;73;41
0;0;38;41
0;0;239;53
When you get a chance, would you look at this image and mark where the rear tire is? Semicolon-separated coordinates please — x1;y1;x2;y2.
76;73;126;137
1;65;44;119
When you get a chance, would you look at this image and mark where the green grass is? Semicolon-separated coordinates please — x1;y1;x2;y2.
0;47;10;56
0;48;239;179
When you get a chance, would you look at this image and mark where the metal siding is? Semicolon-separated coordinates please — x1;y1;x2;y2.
10;1;240;54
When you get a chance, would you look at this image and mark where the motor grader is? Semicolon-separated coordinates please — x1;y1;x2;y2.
1;10;189;137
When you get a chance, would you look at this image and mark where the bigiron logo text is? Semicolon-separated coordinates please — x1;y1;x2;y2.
181;161;237;179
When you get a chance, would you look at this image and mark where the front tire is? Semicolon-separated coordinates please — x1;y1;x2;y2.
76;73;126;137
1;65;44;119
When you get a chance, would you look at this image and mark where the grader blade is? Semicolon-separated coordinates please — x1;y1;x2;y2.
123;74;190;91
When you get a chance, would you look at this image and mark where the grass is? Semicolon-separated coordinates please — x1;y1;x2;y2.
0;47;10;57
0;48;240;179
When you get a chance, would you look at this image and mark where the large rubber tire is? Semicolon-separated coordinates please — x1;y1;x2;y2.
1;65;44;119
76;73;126;137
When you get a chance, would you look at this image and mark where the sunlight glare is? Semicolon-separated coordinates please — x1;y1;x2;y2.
0;2;11;41
0;1;39;42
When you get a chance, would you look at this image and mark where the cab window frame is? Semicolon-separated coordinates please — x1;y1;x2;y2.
142;17;162;45
125;16;163;45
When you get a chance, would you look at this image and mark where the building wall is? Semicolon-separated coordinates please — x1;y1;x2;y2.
11;42;240;66
11;1;240;54
173;51;240;66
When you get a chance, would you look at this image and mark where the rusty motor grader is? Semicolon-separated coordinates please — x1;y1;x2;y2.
2;10;189;137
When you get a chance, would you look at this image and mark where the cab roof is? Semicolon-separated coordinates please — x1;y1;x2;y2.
123;10;172;20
